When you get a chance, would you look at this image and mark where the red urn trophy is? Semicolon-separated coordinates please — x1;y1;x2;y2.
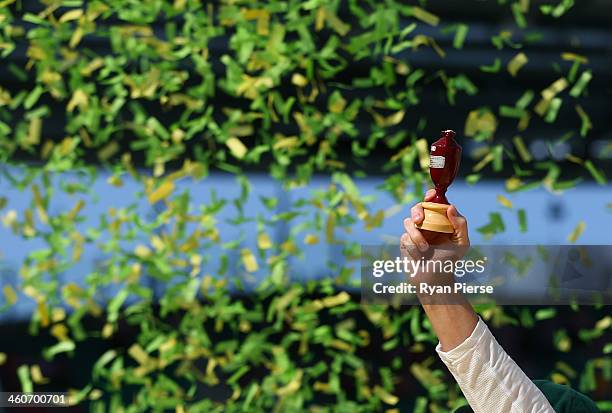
416;130;462;233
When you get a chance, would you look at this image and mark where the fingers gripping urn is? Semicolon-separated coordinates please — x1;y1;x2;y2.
417;130;462;234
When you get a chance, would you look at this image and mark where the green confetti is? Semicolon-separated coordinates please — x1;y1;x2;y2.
107;289;128;323
17;365;33;393
512;3;528;28
476;212;506;238
544;97;562;123
516;90;535;109
453;24;469;49
512;136;532;162
517;209;527;232
480;58;502;73
569;70;592;97
584;160;606;185
43;341;76;360
535;308;557;320
540;0;575;18
575;105;592;137
499;105;525;118
466;173;482;185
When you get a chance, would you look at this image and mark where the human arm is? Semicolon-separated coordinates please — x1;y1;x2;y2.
401;189;477;352
401;190;555;413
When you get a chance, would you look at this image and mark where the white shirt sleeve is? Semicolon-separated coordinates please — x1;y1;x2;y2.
436;317;555;413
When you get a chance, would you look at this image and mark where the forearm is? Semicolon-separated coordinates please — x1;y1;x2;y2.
421;298;478;352
414;271;478;352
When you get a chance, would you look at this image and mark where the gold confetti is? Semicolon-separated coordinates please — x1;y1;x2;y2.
226;137;248;159
147;180;175;204
561;52;588;64
50;323;69;342
415;139;429;170
304;234;319;245
567;221;585;243
372;110;405;128
512;136;532;162
411;7;440;26
541;78;568;101
128;344;150;365
317;7;350;35
97;141;119;161
241;248;258;272
257;232;272;250
291;73;308;87
66;89;88;112
464;109;497;138
30;365;48;384
59;9;83;23
373;385;399;405
496;194;513;209
273;136;299;150
507;52;528;76
3;285;17;305
321;291;350;307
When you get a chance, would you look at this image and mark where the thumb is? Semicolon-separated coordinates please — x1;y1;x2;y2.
447;205;469;246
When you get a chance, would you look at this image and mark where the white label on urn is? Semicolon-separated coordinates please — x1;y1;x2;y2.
430;155;445;169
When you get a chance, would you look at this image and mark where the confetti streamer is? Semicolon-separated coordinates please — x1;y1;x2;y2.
480;58;501;73
517;209;528;232
497;195;514;209
567;221;586;243
507;52;528;76
584;160;606;185
3;285;17;305
241;248;259;272
569;70;592;97
575;105;592;137
516;90;535;109
511;3;528;28
226;137;248;159
464;109;498;139
59;9;83;23
540;0;575;18
409;7;440;26
544;97;562;123
147;180;175;204
453;24;469;49
541;78;568;100
512;136;533;162
17;365;33;393
477;212;506;238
